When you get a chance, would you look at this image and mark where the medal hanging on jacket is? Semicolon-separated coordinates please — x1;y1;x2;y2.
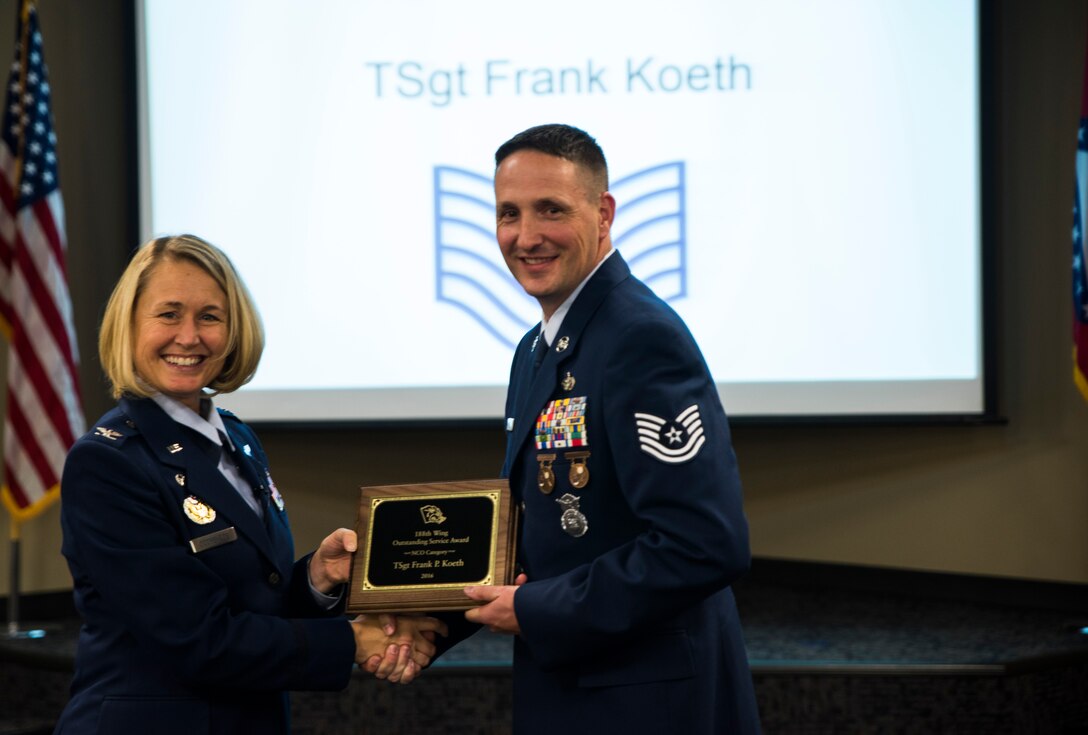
537;453;556;494
566;451;590;489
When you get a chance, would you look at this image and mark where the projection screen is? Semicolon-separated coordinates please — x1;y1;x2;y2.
137;0;987;423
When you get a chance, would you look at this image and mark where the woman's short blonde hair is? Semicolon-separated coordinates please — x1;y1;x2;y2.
99;234;265;400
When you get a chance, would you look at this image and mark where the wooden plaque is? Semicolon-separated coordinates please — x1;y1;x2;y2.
346;479;518;613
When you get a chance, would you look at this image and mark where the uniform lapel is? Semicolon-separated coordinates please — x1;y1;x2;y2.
506;253;631;459
120;398;279;566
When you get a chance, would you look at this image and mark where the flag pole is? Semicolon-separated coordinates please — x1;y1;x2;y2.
6;515;20;636
4;513;44;639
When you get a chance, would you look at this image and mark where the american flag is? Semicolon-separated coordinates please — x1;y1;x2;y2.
1075;35;1088;402
0;1;83;520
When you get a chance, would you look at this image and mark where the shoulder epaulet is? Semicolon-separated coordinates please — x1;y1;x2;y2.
87;416;135;444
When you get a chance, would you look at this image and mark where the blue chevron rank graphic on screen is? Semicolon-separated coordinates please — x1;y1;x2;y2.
434;161;687;349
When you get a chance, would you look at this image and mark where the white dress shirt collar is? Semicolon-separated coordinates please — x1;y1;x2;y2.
540;248;615;347
150;393;231;450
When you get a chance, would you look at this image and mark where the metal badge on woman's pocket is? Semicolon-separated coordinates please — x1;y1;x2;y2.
183;495;215;524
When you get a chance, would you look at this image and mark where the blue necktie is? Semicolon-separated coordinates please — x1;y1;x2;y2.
219;430;267;513
533;335;549;372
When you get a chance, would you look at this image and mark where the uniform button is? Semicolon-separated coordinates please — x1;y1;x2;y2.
267;572;281;586
520;501;526;512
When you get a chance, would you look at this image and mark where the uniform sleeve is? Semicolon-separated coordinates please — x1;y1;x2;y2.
514;316;751;667
60;438;355;691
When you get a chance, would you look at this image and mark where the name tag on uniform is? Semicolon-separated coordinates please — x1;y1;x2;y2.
189;526;238;554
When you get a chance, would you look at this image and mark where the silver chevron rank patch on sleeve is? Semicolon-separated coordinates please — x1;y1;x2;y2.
634;404;706;464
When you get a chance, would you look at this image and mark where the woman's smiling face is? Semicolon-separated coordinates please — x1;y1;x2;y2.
132;257;229;412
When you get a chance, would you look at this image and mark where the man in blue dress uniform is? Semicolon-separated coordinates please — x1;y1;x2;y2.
463;124;761;733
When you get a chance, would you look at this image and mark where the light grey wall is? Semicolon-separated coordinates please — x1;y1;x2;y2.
2;1;1086;595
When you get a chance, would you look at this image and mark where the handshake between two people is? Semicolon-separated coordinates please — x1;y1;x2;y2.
312;528;529;685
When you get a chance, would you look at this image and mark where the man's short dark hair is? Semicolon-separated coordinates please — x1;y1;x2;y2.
495;123;609;191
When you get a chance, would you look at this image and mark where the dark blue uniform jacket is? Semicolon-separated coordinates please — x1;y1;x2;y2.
55;397;354;735
502;252;761;734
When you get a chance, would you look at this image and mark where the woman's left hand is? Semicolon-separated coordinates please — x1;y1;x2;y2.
309;527;358;594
